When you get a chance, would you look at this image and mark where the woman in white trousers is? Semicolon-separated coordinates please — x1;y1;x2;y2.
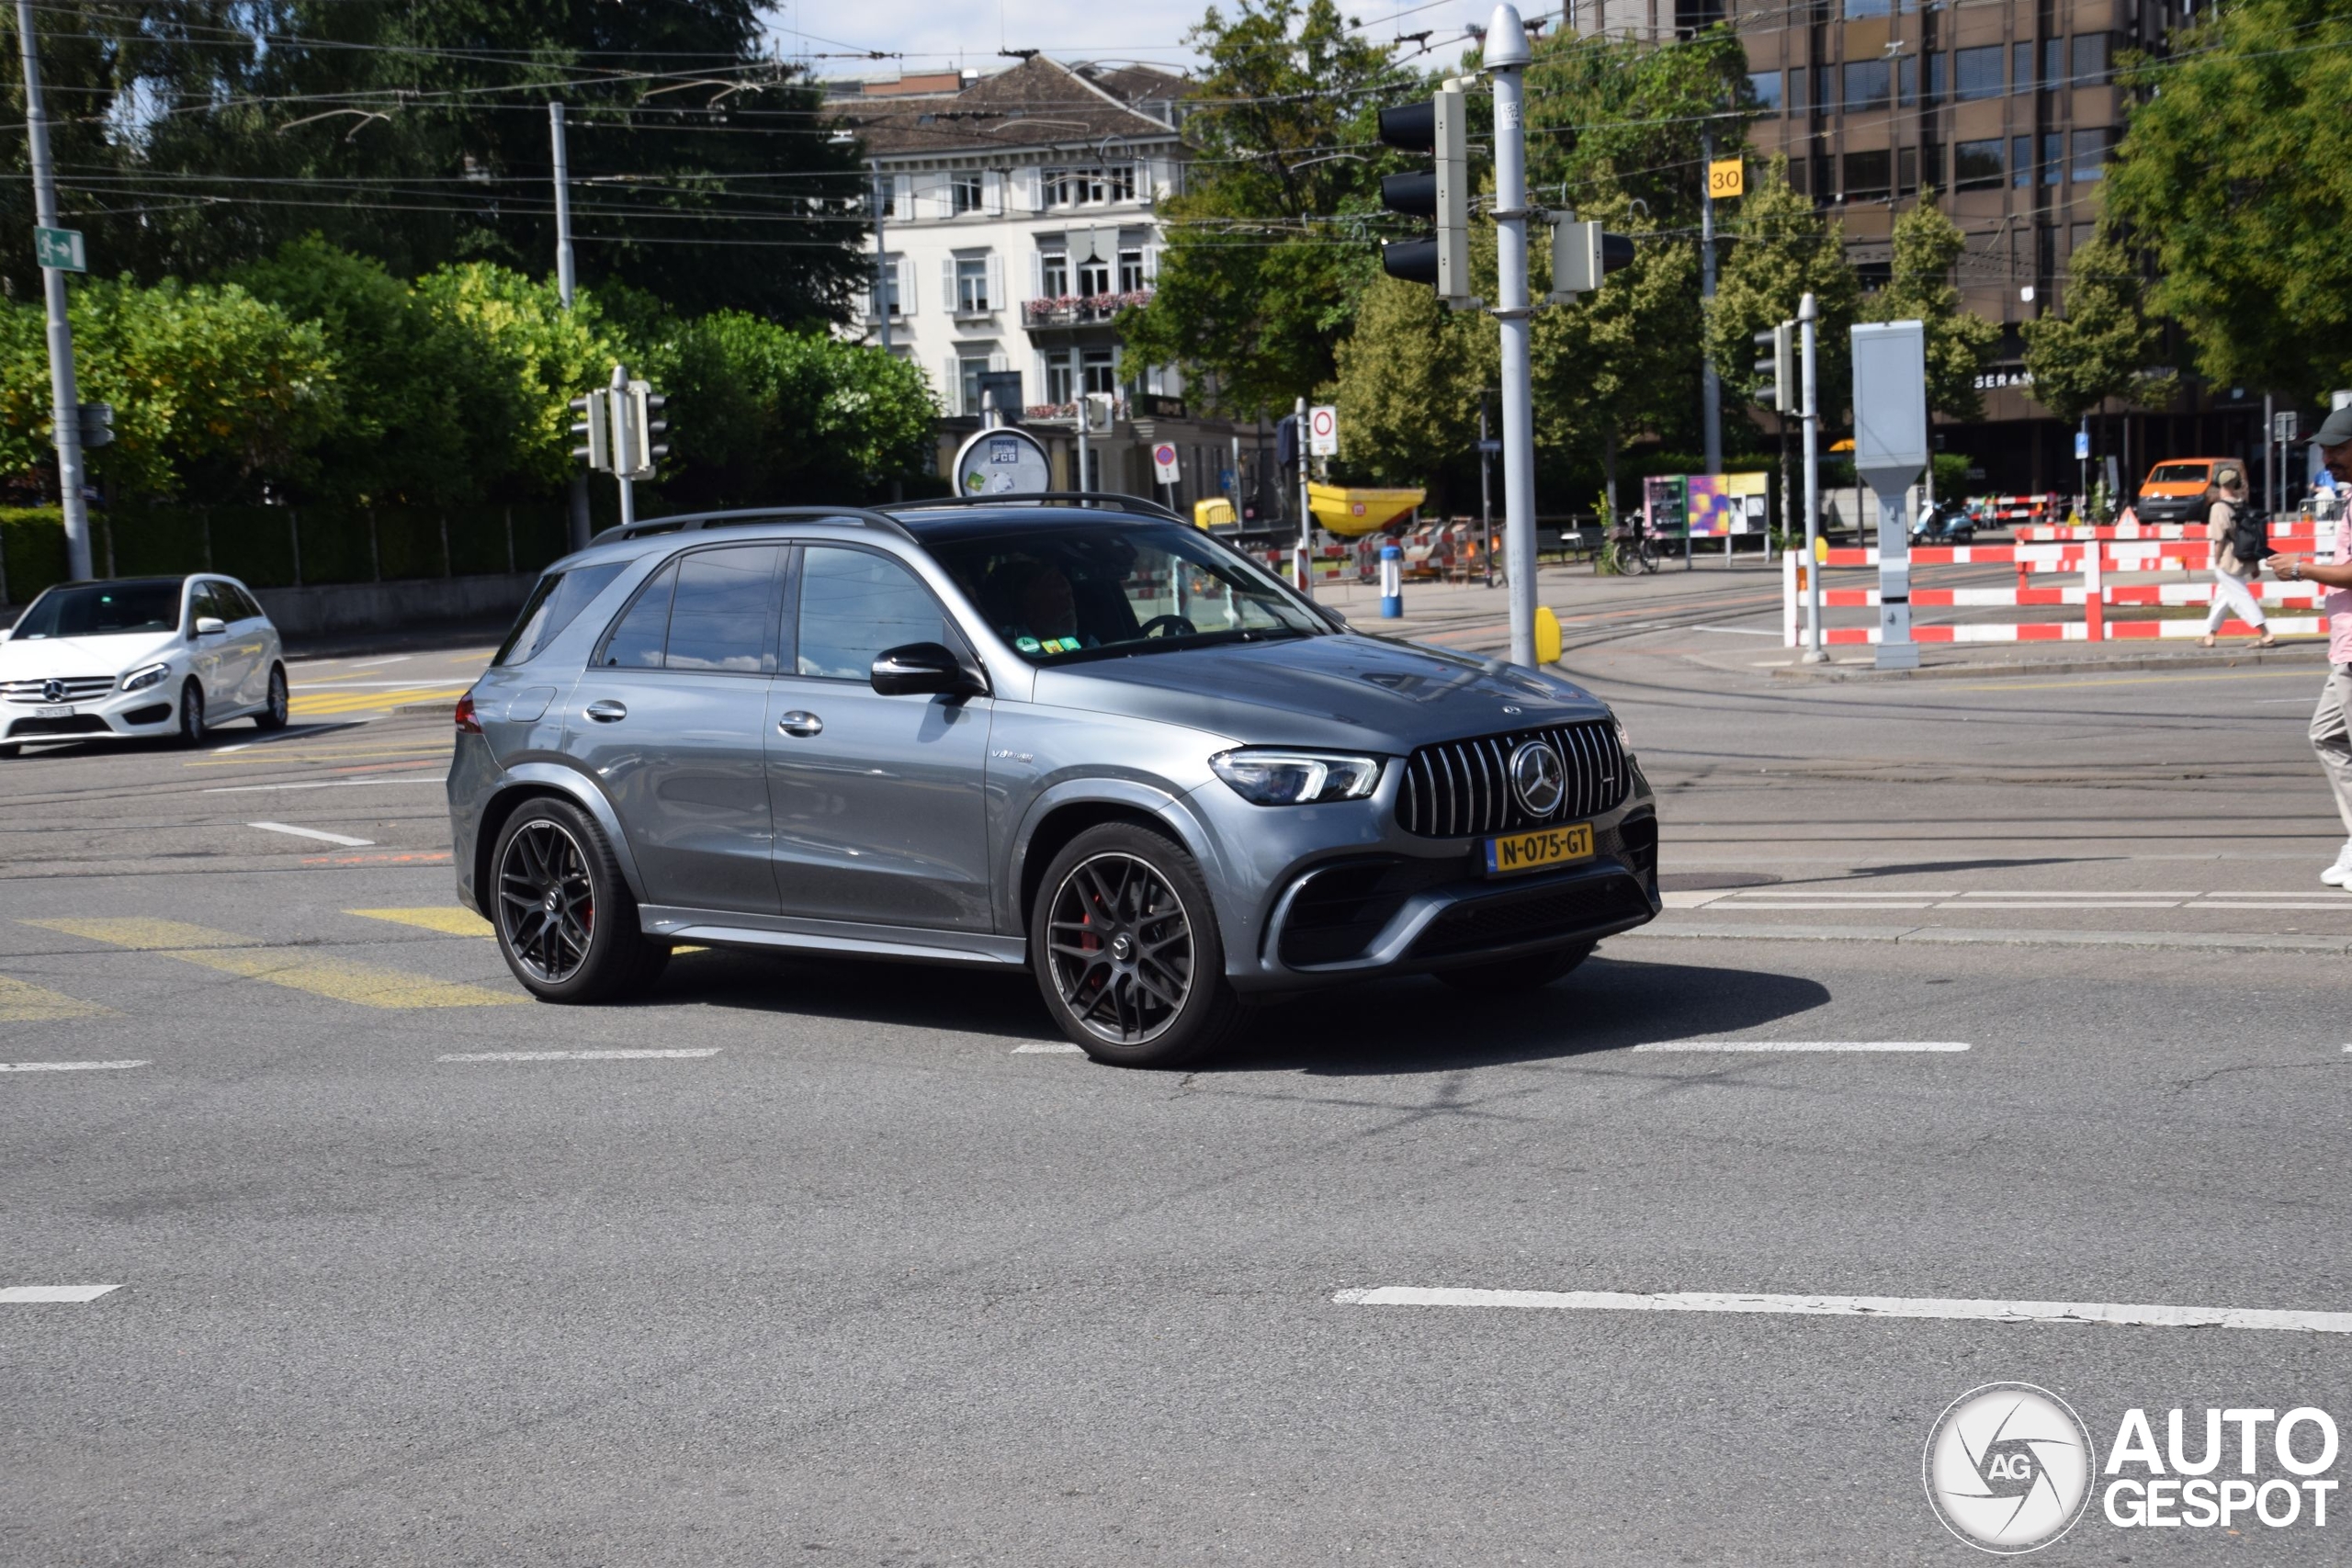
2201;466;2278;648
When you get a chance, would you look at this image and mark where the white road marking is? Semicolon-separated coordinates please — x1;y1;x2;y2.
1721;889;1962;898
213;741;253;755
1633;1040;1970;1053
248;821;375;847
204;778;438;794
1332;1285;2352;1335
1688;625;1786;637
436;1049;721;1062
0;1060;148;1073
1;1284;121;1303
1012;1042;1087;1054
1713;900;1941;910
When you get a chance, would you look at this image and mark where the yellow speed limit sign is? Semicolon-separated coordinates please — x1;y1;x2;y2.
1707;158;1745;199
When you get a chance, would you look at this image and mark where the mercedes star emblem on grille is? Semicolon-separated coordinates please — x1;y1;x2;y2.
42;679;65;704
1509;739;1566;816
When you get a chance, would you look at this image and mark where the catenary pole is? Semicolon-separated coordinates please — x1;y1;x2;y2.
1487;6;1538;667
1294;394;1312;601
1799;291;1826;662
1479;397;1495;590
871;158;902;501
17;0;90;580
1699;122;1721;478
551;102;589;551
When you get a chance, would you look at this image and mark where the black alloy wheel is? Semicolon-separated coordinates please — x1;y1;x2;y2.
1032;822;1246;1067
175;681;205;747
254;664;289;729
489;797;668;1002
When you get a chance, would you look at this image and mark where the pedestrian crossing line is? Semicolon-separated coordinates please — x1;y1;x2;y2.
21;918;522;1009
347;907;492;937
1;1060;147;1073
1;1284;121;1303
0;976;119;1022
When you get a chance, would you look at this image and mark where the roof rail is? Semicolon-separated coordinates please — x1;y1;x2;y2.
882;491;1185;524
609;505;916;543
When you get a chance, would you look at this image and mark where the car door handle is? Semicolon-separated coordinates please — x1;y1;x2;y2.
777;710;823;737
584;699;628;723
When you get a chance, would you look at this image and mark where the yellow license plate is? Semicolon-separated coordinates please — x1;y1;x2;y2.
1484;822;1594;876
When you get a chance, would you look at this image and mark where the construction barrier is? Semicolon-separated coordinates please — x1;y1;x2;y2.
1979;493;2063;525
1781;539;2325;647
2018;521;2325;544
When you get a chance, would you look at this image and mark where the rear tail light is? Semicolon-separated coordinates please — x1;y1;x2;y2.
455;694;482;734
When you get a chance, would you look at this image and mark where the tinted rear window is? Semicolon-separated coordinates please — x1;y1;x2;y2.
494;563;627;665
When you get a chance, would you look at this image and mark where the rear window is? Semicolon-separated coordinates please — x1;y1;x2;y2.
494;562;627;666
2147;463;2211;486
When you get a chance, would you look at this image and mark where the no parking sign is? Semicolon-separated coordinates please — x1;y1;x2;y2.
1152;442;1180;483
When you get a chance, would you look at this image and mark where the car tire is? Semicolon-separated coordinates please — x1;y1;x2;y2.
1433;942;1593;994
175;681;206;748
1031;822;1247;1068
253;664;289;730
489;796;669;1003
0;742;18;760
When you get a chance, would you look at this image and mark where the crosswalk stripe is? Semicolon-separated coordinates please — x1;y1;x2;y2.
22;918;521;1009
347;907;492;937
0;976;119;1022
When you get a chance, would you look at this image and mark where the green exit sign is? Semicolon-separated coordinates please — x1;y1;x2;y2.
34;226;85;272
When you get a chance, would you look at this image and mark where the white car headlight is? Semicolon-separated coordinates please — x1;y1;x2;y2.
1210;749;1382;806
121;661;172;693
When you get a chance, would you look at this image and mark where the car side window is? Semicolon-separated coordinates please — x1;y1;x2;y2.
795;547;958;681
596;560;676;669
190;582;227;626
663;546;784;673
234;585;266;622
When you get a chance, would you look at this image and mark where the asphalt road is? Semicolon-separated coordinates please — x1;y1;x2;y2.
6;621;2352;1564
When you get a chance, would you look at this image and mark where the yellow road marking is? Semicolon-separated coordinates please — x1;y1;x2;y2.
22;918;520;1009
347;907;492;937
0;976;118;1022
289;685;467;716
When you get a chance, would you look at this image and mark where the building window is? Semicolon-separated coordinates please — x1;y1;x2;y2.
1046;353;1076;405
1786;62;1805;113
951;173;983;214
2072;33;2110;85
1077;252;1111;298
956;256;989;313
1843;60;1891;112
1809;152;1834;198
1108;164;1136;201
1748;70;1782;112
1954;138;2004;190
1080;348;1117;396
1897;145;1917;196
958;356;989;416
2071;126;2111;181
1787;155;1808;195
1843;148;1892;201
1040;251;1068;298
1926;51;1947;103
877;254;903;316
1815;64;1835;112
1955;46;2002;101
2037;224;2057;284
2011;135;2034;187
1842;0;1890;16
2012;40;2034;93
875;181;896;219
2042;38;2064;86
1118;248;1147;293
2041;131;2064;185
1046;168;1114;207
1897;56;1917;107
1920;140;1942;194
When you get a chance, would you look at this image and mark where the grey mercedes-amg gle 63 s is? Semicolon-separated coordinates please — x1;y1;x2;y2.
447;496;1657;1066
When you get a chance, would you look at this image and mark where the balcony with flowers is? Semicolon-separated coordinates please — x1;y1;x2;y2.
1020;288;1154;330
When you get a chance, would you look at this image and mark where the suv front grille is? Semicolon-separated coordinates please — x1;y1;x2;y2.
3;676;115;705
1396;720;1628;839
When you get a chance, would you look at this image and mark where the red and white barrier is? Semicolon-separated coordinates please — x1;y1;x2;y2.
2018;521;2324;544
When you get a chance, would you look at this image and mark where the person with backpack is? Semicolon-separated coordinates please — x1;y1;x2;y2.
2268;408;2352;886
2199;464;2277;648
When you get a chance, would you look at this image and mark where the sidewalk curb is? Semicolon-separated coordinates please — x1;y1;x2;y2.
1766;645;2326;683
1617;919;2352;954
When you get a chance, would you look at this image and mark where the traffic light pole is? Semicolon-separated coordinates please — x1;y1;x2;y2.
1799;291;1826;663
1699;123;1722;478
1486;6;1538;668
16;0;90;581
610;363;635;530
1294;395;1312;600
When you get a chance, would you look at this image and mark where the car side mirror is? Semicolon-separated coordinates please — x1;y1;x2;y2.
871;641;977;697
193;616;227;637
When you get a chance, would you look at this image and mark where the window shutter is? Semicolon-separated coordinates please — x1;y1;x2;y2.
1029;251;1044;299
893;173;912;214
989;350;1009;374
852;277;872;320
1033;351;1049;402
986;254;1005;310
1142;243;1160;284
941;256;957;310
942;355;961;416
983;170;1004;215
1013;166;1040;210
897;255;916;315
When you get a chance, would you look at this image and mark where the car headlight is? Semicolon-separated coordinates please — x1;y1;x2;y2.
1209;749;1382;806
1612;716;1633;753
120;661;171;693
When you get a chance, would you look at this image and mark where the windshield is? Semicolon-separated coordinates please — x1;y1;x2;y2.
924;521;1327;661
2148;463;2211;486
9;580;184;639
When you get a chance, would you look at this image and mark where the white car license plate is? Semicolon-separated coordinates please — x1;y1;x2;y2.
34;704;73;718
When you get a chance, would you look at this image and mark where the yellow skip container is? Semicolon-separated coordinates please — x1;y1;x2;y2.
1306;482;1424;537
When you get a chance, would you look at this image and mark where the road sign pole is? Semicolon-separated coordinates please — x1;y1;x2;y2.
1478;399;1495;591
1699;123;1722;478
1799;292;1826;663
1486;5;1537;667
550;102;592;552
16;0;89;581
1294;395;1312;601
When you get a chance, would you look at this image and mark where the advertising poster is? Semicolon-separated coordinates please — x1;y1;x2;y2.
1686;470;1770;536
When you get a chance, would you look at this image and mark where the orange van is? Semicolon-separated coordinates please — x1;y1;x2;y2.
2135;457;2235;525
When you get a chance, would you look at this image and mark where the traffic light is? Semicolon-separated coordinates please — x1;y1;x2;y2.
1375;85;1469;304
1549;220;1634;299
568;391;610;473
74;401;112;448
1752;321;1795;412
616;379;668;478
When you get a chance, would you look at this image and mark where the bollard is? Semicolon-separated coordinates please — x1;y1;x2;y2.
1379;543;1403;618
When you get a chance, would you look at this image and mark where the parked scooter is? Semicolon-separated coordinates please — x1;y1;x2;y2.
1908;499;1976;546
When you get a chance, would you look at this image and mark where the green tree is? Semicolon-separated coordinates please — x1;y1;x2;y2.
1703;157;1860;416
412;261;622;497
2018;231;2172;424
1858;193;1999;421
1118;0;1400;414
2101;0;2352;399
1329;276;1487;502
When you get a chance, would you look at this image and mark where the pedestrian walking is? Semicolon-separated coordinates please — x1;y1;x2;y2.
2199;464;2276;648
2267;408;2352;886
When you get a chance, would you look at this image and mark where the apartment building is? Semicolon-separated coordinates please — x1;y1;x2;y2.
831;58;1272;511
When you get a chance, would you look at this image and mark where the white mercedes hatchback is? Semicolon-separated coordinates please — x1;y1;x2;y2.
0;574;288;757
